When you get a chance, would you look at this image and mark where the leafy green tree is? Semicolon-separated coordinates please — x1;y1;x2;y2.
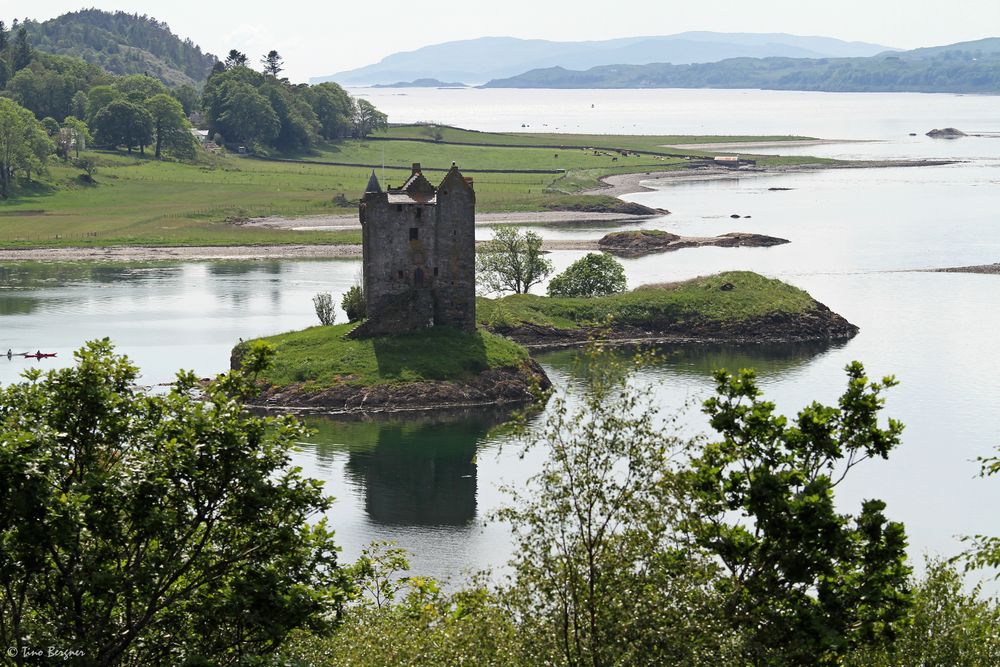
0;340;348;665
547;252;628;297
213;80;280;147
70;89;89;118
171;83;200;115
85;84;123;123
0;98;52;196
353;98;388;138
499;346;734;666
305;82;355;140
145;93;193;159
262;49;284;77
313;292;336;325
685;362;911;665
73;155;99;181
92;99;154;154
844;559;1000;667
113;73;167;103
476;226;553;294
40;115;60;136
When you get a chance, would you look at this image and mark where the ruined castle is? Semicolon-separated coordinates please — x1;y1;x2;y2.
355;163;476;336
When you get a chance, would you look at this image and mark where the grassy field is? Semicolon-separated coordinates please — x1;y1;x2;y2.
477;272;815;329
248;322;528;389
0;124;836;248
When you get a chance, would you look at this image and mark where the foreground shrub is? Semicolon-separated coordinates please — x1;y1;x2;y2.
342;284;366;322
0;340;348;664
313;291;336;325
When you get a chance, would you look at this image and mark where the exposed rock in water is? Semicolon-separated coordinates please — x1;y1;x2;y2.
490;302;859;351
243;360;552;415
926;127;967;138
598;230;790;258
547;200;669;216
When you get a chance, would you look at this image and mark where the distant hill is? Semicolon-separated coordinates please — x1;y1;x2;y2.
372;78;468;88
314;33;895;85
23;9;218;87
482;39;1000;94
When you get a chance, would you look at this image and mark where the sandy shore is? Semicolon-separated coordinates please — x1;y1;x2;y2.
582;159;956;197
661;139;868;150
242;209;661;232
0;240;617;262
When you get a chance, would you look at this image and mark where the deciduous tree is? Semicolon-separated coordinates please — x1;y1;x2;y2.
0;340;349;664
476;226;553;294
145;93;193;159
547;252;627;297
685;362;911;665
92;99;154;154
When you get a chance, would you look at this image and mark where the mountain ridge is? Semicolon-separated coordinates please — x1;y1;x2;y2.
314;32;895;85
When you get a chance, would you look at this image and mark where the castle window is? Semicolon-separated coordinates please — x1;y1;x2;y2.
409;227;419;241
396;205;403;212
398;270;404;279
414;268;424;287
415;208;422;218
433;267;439;277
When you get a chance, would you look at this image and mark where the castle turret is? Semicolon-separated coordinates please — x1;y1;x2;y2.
354;163;476;336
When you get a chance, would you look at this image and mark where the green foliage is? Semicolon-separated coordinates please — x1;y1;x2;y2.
478;271;816;330
73;155;98;180
22;9;218;87
313;291;336;325
249;323;529;389
145;93;193;159
498;346;735;666
844;559;1000;667
476;225;554;295
92;98;153;153
547;252;627;297
353;98;388;138
0;339;348;663
341;284;366;323
961;446;1000;573
0;97;53;196
685;362;910;664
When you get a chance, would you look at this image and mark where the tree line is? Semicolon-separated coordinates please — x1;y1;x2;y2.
1;340;999;665
0;26;387;196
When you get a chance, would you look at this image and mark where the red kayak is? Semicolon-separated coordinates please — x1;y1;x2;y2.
22;353;57;359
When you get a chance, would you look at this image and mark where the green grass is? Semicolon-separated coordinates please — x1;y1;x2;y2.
0;125;840;249
250;323;529;390
477;272;815;330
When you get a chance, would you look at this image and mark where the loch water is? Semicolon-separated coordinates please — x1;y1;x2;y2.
1;88;998;583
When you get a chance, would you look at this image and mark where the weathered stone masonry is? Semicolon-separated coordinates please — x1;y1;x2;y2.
354;162;476;336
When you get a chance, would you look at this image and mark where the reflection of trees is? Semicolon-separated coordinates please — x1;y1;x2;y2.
538;341;845;382
207;261;283;277
304;412;510;527
0;263;181;288
0;297;38;316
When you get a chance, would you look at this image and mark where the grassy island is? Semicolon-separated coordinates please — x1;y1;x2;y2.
478;271;858;348
235;323;550;414
236;272;857;413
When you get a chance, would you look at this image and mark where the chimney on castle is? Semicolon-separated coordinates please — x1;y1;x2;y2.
411;162;421;175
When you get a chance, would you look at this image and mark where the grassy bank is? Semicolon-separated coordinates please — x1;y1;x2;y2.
0;125;835;248
247;323;528;390
478;272;816;330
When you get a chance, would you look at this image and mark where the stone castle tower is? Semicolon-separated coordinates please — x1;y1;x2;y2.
354;163;476;336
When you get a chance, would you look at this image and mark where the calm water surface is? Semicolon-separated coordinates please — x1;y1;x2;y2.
1;89;998;582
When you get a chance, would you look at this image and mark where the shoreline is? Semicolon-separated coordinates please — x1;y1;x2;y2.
0;159;955;264
581;159;958;197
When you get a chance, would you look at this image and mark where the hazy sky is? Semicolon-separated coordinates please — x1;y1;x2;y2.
6;1;998;81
